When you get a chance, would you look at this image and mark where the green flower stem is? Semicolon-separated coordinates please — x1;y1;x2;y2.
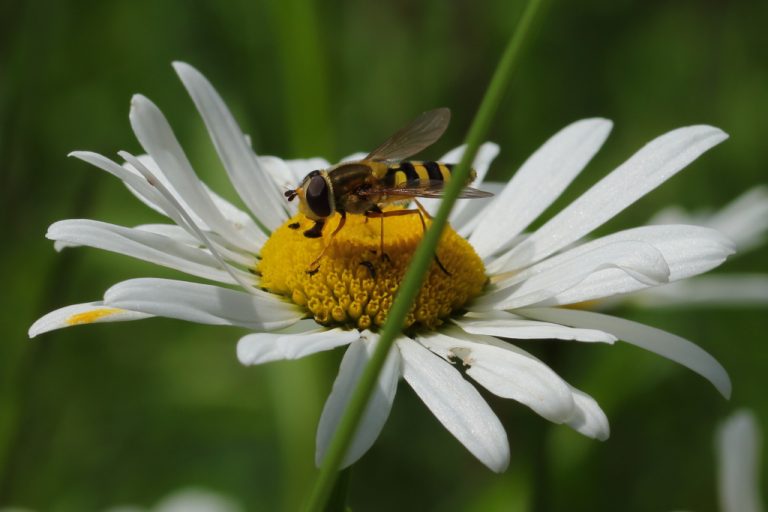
304;1;545;510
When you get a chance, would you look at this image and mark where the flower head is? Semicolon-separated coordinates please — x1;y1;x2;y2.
31;62;734;472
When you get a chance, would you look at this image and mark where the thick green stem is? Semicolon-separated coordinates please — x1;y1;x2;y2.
304;1;545;510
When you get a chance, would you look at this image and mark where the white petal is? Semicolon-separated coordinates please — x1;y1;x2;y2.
71;151;184;228
494;225;735;307
29;302;152;338
237;326;359;365
397;338;509;472
491;125;729;271
120;151;261;292
454;181;507;236
454;310;616;343
152;488;242;512
103;278;303;330
339;151;368;162
717;410;764;512
173;62;289;231
260;155;330;191
474;240;670;310
630;274;768;308
257;156;330;216
133;223;201;244
129;94;261;250
470;119;613;259
315;332;401;468
419;142;500;219
136;224;255;270
566;386;610;441
707;185;768;253
47;219;238;284
518;307;731;398
418;328;575;423
123;154;267;252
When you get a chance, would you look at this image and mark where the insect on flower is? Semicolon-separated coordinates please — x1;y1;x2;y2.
283;108;494;273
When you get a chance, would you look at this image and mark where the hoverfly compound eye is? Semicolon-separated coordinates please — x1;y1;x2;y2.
305;174;332;217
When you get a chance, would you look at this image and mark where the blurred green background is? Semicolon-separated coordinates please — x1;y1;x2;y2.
2;0;767;510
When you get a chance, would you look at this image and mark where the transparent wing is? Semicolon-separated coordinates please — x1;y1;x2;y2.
365;108;451;161
360;179;494;199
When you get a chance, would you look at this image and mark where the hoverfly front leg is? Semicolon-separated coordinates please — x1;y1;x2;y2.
364;206;451;276
306;211;347;275
303;219;325;238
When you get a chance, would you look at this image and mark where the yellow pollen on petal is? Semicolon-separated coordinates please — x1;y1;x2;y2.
66;308;124;326
257;208;487;330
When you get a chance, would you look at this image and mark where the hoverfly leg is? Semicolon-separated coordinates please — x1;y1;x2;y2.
414;199;433;220
364;205;390;262
364;207;450;276
303;219;325;238
306;211;347;274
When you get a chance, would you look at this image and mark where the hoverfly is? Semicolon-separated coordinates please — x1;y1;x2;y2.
284;108;493;274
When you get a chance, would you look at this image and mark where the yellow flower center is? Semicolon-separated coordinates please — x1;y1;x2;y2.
257;208;486;331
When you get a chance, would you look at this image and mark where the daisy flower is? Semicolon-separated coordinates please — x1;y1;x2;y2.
30;62;734;473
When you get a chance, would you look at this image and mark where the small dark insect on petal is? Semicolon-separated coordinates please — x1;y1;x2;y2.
306;268;319;277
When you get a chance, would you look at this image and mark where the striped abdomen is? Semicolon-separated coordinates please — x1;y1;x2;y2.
381;161;476;188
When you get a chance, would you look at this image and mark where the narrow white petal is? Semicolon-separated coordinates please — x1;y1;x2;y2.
454;311;616;343
70;152;183;228
237;327;359;365
134;223;200;243
104;278;303;330
566;386;610;441
397;338;509;472
492;125;729;271
120;151;260;293
496;225;735;307
707;185;768;253
418;328;575;424
47;219;238;284
129;94;259;249
454;182;507;236
518;307;731;398
257;156;330;217
122;154;266;251
470;119;613;259
173;62;289;231
29;302;152;338
630;274;768;308
339;151;368;162
315;332;401;468
260;155;330;192
137;221;255;269
717;410;764;512
420;142;500;219
475;240;670;310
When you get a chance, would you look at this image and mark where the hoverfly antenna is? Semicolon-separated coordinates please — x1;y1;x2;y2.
284;189;298;202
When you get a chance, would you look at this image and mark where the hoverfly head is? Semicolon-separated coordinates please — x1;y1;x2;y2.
300;170;334;220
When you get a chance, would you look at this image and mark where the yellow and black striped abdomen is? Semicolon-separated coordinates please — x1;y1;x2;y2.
383;161;470;188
